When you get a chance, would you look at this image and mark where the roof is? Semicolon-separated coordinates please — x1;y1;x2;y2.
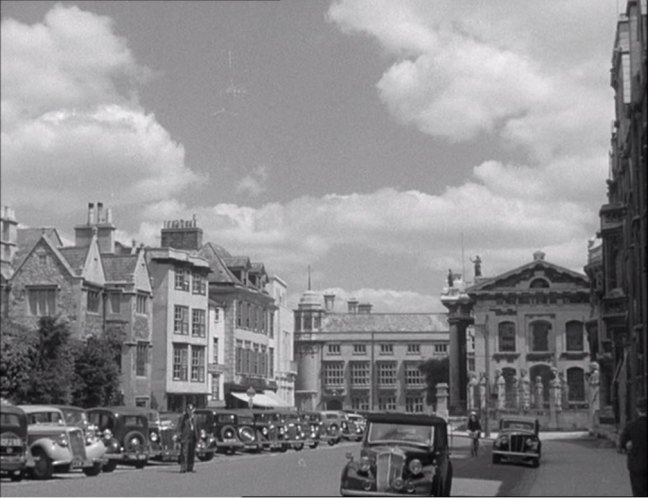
199;243;240;284
0;404;25;415
366;413;447;426
14;227;63;268
499;415;538;423
18;405;63;414
223;256;250;268
86;406;150;416
102;254;137;282
321;313;448;333
58;247;89;275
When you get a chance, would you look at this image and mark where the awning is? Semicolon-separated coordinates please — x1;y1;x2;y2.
263;390;290;407
230;391;279;407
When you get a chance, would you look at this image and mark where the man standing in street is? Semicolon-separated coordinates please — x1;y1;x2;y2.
177;403;200;473
619;397;647;497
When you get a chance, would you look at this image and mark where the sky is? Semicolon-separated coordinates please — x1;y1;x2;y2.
1;0;621;311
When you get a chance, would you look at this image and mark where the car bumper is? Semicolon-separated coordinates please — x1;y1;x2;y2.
341;489;429;497
493;450;540;458
1;454;28;472
217;441;244;449
106;452;148;462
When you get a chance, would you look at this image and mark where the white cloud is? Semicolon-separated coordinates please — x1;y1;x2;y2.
236;165;269;197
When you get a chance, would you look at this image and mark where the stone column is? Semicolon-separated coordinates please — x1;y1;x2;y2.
435;382;449;421
588;362;600;432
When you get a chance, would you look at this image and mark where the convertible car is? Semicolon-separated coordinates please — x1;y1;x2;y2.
340;413;452;496
492;415;541;467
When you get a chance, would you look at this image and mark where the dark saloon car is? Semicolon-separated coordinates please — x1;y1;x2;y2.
250;410;273;450
340;413;453;497
86;407;150;471
1;404;30;482
231;410;262;452
193;409;243;457
302;411;324;449
492;415;541;467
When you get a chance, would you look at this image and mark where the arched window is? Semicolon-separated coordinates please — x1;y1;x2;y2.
530;321;551;351
567;367;585;401
530;278;550;288
498;322;516;352
565;321;584;351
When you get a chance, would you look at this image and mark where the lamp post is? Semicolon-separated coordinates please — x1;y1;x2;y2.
246;386;256;409
481;315;491;438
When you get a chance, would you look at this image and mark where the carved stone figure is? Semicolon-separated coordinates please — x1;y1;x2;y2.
467;372;478;411
470;255;482;278
447;269;454;288
496;370;506;410
588;362;600;412
534;376;544;409
519;369;531;412
559;371;569;409
478;373;487;412
550;370;562;412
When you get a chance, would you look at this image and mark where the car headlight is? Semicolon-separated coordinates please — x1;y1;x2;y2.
279;427;285;434
408;458;423;475
359;456;371;473
103;428;113;440
150;431;158;442
57;433;69;447
496;436;508;447
200;429;207;439
261;427;268;436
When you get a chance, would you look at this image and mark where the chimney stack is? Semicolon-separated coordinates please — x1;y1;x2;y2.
324;293;336;312
358;303;373;314
347;298;359;314
87;203;95;225
533;250;546;261
96;202;104;223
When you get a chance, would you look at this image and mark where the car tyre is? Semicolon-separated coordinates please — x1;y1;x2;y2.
530;457;540;468
198;453;214;462
10;471;23;482
135;461;146;469
83;462;102;477
279;443;288;453
327;439;336;446
103;460;118;473
294;443;304;451
31;448;53;480
309;441;319;449
492;454;501;464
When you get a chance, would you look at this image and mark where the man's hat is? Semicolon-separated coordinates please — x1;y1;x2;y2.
637;398;647;412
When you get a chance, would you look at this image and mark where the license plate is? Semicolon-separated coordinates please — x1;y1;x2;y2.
71;458;83;469
0;438;21;446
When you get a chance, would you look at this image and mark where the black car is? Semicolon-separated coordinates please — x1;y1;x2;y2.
0;404;30;482
492;415;541;467
86;406;150;471
194;409;243;457
231;410;262;452
340;413;453;496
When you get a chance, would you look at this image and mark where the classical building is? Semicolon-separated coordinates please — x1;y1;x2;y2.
294;290;449;413
268;276;297;406
591;0;648;427
5;203;154;406
146;218;211;412
443;251;592;416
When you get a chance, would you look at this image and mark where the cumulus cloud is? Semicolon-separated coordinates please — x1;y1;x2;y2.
0;4;198;213
236;165;269;197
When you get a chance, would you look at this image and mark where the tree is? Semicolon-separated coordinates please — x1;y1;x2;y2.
418;357;449;408
0;317;37;403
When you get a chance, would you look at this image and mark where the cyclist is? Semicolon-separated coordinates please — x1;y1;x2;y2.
467;411;482;456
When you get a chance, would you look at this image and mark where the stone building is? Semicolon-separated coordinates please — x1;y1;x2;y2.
294;289;449;413
590;0;648;428
1;206;19;306
268;275;297;407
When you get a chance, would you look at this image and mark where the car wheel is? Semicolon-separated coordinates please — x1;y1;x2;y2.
10;471;23;482
327;439;336;446
83;462;102;477
530;458;540;468
309;441;319;449
135;461;146;469
279;443;288;453
31;448;53;480
103;460;118;473
492;454;501;464
198;453;214;462
294;443;304;451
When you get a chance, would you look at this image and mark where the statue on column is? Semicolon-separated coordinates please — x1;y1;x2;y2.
447;269;454;288
467;372;478;411
559;371;569;409
588;362;600;412
534;376;544;409
470;255;482;278
495;370;506;410
550;367;562;412
519;369;531;412
478;373;487;412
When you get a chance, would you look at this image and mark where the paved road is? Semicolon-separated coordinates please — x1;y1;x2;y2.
1;436;632;496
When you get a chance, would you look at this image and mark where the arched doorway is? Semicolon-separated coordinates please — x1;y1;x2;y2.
529;364;553;407
327;399;343;410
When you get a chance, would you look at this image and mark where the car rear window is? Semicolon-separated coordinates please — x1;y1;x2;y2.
501;421;535;431
326;414;338;419
123;415;146;427
27;411;64;425
367;422;434;445
61;409;87;426
1;413;21;426
217;415;236;423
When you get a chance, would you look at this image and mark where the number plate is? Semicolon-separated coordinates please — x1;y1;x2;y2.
0;438;21;447
71;458;83;469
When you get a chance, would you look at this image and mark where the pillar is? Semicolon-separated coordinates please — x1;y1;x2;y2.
442;296;474;415
435;382;449;421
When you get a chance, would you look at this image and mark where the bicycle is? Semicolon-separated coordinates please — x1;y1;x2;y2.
469;430;480;456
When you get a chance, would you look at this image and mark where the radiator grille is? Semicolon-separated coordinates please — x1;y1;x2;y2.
160;429;175;450
375;451;405;492
69;430;87;459
510;435;525;453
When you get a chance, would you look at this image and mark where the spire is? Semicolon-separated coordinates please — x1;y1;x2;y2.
307;264;312;291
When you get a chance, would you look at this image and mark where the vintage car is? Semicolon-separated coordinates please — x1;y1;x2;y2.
341;413;365;442
492;415;541;467
347;413;367;433
250;410;273;450
231;410;263;452
340;413;453;497
153;412;182;462
19;404;96;479
86;406;150;471
54;405;107;471
194;408;242;457
320;410;344;445
302;411;325;449
283;411;307;451
266;411;290;452
1;404;31;482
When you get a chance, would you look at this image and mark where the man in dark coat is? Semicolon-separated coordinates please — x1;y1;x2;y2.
176;403;200;473
619;397;647;497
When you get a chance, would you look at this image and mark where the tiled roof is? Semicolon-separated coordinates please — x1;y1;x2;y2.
250;262;265;273
58;247;89;275
224;256;250;268
103;254;137;282
15;228;62;269
321;313;448;333
199;246;239;284
200;242;232;259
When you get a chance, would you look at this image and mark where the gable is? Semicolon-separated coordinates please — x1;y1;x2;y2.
132;251;152;293
12;235;76;280
81;238;105;286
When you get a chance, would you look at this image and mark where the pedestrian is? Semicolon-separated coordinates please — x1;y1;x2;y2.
467;411;482;456
176;403;200;473
619;397;647;497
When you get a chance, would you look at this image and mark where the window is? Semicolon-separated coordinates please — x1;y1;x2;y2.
303;312;312;332
565;321;584;351
243;341;251;373
28;287;56;316
260;345;267;377
351;397;369;411
135;397;148;408
174;268;189;291
252;344;260;375
434;344;448;354
172;344;188;381
192;273;206;295
191;346;205;382
214;308;220;322
109;292;121;313
498;321;516;352
530;321;551;351
351;362;370;386
567;367;585;402
211;374;220;399
213;338;219;363
235;340;243;373
38;252;47;265
379;343;393;355
192;309;206;337
406;396;424;413
87;289;100;313
407;344;420;355
327;344;341;355
245;302;251;329
353;344;366;355
236;301;242;327
174;306;189;335
269;311;274;338
324;362;344;386
406;364;423;385
378;397;396;411
378;362;396;386
269;347;274;378
136;342;148;377
136;294;147;314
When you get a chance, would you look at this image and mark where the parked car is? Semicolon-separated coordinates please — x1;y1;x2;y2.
283;411;307;451
320;410;343;445
154;412;182;462
86;406;150;471
53;405;107;472
341;413;364;442
346;413;367;434
266;411;290;452
19;405;96;480
1;404;31;482
193;408;242;457
250;410;273;450
340;412;453;496
231;410;262;452
302;411;324;449
492;415;541;467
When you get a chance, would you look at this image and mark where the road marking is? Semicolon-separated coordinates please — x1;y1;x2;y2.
452;477;502;497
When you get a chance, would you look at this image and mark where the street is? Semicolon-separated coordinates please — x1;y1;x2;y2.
0;436;632;497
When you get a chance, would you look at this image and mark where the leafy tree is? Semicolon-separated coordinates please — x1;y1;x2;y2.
0;317;37;403
418;357;449;408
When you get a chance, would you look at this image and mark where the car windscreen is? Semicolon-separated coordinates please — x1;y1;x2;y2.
238;416;253;425
326;414;338;419
122;415;146;427
27;411;64;425
61;409;87;426
217;414;236;423
1;413;22;427
501;420;535;431
367;422;434;446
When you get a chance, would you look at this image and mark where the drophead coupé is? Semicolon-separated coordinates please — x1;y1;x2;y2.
340;413;452;497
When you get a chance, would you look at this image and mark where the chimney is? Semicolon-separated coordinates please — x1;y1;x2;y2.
323;293;336;312
358;303;373;314
160;217;203;250
533;250;546;261
96;202;104;223
106;208;113;224
347;298;359;314
87;203;95;225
